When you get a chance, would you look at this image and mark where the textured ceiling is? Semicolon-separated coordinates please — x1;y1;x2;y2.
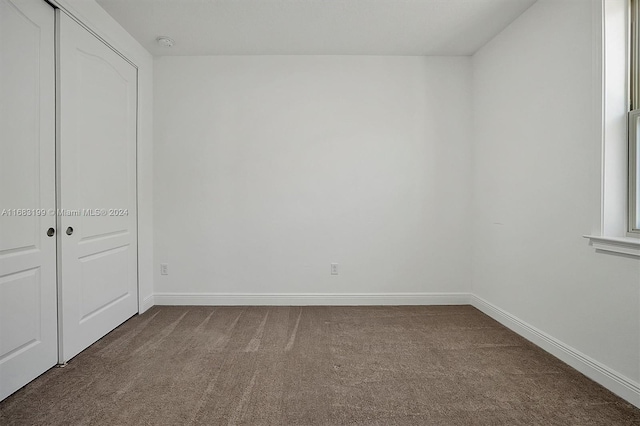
96;0;537;56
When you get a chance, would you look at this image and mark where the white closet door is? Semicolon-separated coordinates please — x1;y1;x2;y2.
0;0;57;401
57;12;138;362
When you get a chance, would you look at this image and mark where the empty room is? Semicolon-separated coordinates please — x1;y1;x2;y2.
1;0;640;424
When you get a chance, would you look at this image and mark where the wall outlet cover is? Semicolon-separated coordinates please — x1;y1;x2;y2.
331;263;339;275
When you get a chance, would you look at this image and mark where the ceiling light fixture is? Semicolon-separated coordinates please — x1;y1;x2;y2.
156;36;175;48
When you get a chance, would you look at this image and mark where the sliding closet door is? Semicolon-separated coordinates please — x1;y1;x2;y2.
57;12;138;362
0;0;57;401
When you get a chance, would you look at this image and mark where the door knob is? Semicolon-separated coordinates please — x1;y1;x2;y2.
66;226;74;236
47;228;55;237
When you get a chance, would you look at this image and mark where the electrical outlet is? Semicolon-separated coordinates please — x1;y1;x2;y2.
331;263;339;275
160;263;169;275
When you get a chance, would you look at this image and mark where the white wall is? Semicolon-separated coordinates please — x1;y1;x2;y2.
153;56;472;301
471;0;640;402
54;0;154;312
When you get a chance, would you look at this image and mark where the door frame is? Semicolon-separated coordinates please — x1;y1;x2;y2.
52;3;140;364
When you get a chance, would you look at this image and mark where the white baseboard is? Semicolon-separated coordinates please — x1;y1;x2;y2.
471;295;640;408
152;292;471;306
139;294;155;314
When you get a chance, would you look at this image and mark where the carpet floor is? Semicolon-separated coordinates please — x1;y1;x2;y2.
1;305;639;425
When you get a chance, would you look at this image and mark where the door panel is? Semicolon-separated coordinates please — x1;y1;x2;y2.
58;11;138;362
0;0;57;401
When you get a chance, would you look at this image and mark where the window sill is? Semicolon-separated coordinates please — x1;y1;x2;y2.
583;235;640;257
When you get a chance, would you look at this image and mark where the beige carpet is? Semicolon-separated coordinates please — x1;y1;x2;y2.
1;305;638;425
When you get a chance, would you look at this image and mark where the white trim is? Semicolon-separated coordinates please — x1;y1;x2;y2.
153;292;471;306
471;295;640;408
631;109;640;234
584;234;640;256
594;0;606;233
139;294;155;313
599;0;631;237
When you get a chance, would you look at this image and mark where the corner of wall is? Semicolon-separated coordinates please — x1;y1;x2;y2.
471;294;640;408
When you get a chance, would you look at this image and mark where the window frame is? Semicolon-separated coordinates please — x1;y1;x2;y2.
628;0;640;235
585;0;640;255
629;112;640;234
